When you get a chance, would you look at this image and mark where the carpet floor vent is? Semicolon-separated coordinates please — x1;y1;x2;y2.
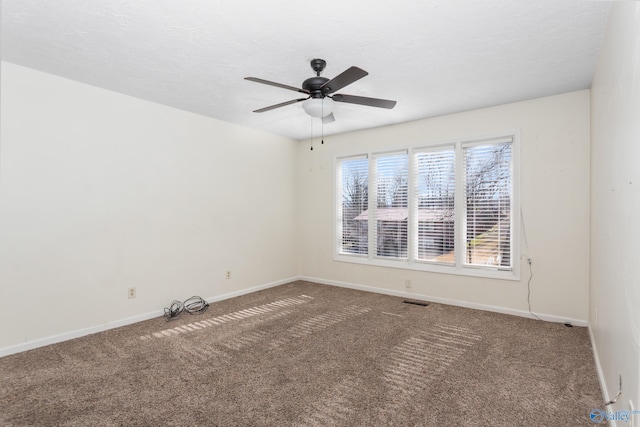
403;300;429;307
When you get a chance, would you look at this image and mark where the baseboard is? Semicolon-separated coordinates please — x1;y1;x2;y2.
298;275;588;327
0;310;164;359
0;276;297;358
1;275;586;358
588;324;617;427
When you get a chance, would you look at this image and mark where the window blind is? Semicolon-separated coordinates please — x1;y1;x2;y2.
374;152;408;259
414;147;456;264
337;156;369;255
463;141;512;269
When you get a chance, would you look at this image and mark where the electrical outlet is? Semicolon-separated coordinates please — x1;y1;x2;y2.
405;279;412;289
226;271;231;279
128;287;136;299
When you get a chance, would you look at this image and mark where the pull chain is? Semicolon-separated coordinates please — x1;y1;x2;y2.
321;100;324;145
310;115;314;151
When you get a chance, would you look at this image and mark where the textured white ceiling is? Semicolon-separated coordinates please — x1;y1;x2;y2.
1;0;610;141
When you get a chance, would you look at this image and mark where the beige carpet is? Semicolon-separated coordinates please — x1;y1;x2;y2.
0;281;603;426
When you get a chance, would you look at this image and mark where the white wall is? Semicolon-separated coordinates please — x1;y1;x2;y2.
0;62;298;353
590;1;640;414
298;90;591;322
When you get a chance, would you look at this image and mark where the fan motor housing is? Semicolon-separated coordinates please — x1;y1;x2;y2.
302;76;329;98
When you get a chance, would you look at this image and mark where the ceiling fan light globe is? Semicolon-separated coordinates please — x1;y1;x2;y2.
303;98;334;117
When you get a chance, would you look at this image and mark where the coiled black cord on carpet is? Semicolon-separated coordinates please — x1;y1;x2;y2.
164;296;208;321
183;296;209;315
164;300;184;320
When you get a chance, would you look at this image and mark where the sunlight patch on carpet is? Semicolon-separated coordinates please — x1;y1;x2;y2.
269;305;371;349
139;295;313;340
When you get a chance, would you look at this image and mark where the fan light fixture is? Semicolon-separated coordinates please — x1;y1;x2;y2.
303;97;334;118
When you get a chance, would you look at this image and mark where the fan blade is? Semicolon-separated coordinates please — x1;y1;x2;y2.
253;97;308;113
245;77;310;94
320;66;368;94
322;113;336;124
332;94;396;109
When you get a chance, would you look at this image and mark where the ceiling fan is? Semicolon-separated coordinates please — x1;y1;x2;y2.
245;58;396;124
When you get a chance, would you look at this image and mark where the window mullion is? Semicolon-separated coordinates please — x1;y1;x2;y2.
407;149;416;264
454;141;465;268
367;154;376;260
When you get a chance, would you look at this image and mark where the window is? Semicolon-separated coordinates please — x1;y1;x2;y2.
335;134;518;279
337;156;368;256
374;152;408;259
463;141;512;269
414;147;456;265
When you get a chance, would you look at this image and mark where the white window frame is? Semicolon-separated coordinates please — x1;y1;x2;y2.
371;150;409;261
412;143;456;267
333;131;521;281
336;154;369;258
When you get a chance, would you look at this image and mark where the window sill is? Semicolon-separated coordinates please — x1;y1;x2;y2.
333;253;520;281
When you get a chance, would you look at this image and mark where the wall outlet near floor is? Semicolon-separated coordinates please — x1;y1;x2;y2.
405;279;412;289
128;287;136;299
226;270;231;279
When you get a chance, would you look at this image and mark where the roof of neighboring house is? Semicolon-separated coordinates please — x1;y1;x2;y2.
354;208;454;222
